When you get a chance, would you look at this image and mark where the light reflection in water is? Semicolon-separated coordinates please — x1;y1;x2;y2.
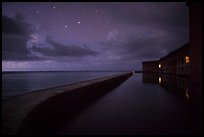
143;73;190;101
158;76;162;84
185;88;190;99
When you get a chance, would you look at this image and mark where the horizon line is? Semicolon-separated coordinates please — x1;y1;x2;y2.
2;70;142;72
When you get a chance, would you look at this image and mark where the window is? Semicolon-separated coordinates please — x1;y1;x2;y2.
159;64;161;68
185;56;190;64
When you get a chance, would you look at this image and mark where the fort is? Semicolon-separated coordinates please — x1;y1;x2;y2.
143;2;202;85
142;43;190;76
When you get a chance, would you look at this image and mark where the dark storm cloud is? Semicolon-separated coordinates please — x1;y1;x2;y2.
32;37;99;58
3;35;28;55
2;14;99;61
2;50;42;61
2;13;33;35
2;14;37;61
2;35;42;61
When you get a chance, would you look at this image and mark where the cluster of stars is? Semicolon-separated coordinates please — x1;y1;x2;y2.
35;5;82;32
34;5;101;34
36;5;56;14
64;21;81;31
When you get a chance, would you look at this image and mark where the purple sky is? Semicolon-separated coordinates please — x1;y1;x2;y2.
2;2;189;71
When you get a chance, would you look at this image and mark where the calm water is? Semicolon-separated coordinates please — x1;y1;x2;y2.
2;71;122;98
56;73;201;135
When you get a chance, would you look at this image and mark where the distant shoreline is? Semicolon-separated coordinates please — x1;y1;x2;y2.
2;70;143;73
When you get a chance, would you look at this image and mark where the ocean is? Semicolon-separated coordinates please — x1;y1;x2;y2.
2;71;124;98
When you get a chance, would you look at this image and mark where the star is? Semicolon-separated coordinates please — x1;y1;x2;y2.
53;6;56;9
64;25;68;28
77;21;81;24
95;9;98;13
36;10;39;14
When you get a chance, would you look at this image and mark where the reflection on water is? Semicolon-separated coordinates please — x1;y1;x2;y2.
143;73;193;101
142;73;202;134
51;73;201;135
185;88;190;100
158;76;162;84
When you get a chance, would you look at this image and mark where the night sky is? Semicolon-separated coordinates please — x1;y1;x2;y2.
2;2;189;71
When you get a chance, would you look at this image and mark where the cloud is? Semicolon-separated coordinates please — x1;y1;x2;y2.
31;36;99;58
2;50;42;61
2;14;99;61
106;29;119;41
2;13;37;61
98;2;189;61
100;29;188;62
2;13;33;36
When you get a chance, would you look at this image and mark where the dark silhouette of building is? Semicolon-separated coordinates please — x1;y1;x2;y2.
158;43;190;76
142;43;190;76
142;61;158;73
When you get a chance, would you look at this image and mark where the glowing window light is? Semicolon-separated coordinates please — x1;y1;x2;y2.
159;64;161;68
185;56;190;64
159;76;162;84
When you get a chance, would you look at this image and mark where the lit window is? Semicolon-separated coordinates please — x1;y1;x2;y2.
185;56;190;64
159;64;161;68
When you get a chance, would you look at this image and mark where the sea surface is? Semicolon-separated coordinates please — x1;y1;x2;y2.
2;71;123;98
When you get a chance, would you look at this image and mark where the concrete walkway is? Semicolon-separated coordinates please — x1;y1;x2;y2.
2;72;133;135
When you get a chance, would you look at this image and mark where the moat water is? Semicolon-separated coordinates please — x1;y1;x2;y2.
56;73;201;135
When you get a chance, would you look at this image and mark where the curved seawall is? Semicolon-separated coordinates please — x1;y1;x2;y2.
2;72;133;135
